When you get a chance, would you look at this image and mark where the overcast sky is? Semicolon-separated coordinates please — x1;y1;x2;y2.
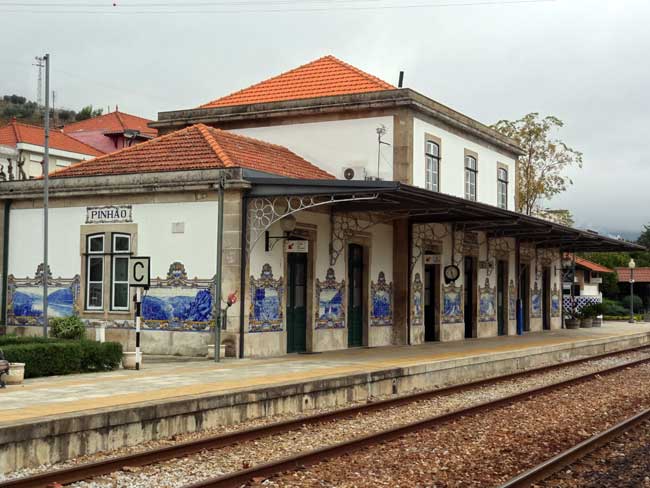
1;0;648;237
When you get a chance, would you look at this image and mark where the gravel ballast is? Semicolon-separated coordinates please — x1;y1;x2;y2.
264;362;650;487
536;419;650;488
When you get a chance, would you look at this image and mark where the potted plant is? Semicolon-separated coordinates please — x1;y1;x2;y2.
578;305;595;328
565;306;580;329
592;303;606;327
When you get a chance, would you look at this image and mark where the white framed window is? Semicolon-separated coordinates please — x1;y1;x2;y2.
111;233;131;310
465;155;477;201
425;140;440;192
86;234;104;310
497;167;508;209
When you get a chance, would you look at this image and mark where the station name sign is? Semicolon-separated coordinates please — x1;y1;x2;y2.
86;205;133;224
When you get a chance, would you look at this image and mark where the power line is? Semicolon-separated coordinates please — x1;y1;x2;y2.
0;0;557;14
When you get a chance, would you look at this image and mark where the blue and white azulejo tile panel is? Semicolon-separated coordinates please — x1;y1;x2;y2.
249;263;284;333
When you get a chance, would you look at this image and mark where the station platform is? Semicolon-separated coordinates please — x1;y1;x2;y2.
2;322;650;473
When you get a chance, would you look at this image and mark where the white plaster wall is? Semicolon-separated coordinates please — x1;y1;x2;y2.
135;202;218;278
8;201;219;280
412;117;516;209
232;116;394;181
8;206;85;278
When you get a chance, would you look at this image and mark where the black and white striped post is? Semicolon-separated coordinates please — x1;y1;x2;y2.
134;287;142;370
129;257;150;371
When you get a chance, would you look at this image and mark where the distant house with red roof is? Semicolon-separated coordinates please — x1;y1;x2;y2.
62;109;157;154
0;118;103;179
568;255;613;298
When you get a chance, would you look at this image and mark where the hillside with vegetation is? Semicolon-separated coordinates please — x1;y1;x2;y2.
0;94;103;128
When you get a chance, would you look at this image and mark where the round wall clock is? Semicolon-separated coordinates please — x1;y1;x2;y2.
443;264;460;283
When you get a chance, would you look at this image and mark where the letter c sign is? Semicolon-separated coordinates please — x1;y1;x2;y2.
129;257;151;288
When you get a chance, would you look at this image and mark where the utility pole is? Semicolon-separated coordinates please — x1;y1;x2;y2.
33;57;45;108
42;53;50;338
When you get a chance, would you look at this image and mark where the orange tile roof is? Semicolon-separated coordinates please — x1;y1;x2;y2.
199;55;395;109
574;256;614;274
616;267;650;283
49;124;335;180
62;110;157;137
0;119;104;156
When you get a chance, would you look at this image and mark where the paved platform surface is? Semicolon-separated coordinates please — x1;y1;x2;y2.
1;323;649;425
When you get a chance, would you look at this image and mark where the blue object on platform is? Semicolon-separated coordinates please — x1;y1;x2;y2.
516;298;523;335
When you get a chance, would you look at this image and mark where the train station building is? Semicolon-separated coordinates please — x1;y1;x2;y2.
0;56;640;358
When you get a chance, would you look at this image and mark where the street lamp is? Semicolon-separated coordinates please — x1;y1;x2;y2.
628;258;636;323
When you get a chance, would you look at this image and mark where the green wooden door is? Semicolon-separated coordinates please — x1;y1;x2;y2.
348;244;364;347
286;252;307;353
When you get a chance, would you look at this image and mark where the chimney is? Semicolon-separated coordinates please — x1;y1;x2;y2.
398;71;404;88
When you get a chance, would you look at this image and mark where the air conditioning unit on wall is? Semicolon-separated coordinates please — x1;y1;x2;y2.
341;166;367;181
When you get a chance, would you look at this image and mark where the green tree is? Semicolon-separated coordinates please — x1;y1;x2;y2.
491;113;583;215
75;105;103;121
638;225;650;250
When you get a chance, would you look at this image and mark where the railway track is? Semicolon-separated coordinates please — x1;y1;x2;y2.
498;407;650;488
3;345;650;488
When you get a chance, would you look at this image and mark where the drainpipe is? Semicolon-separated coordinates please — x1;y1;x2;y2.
516;238;523;335
1;200;11;330
238;195;248;359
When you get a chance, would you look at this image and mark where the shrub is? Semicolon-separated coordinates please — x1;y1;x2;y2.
621;295;644;314
79;341;123;372
0;335;61;346
601;298;627;316
50;316;86;340
1;340;123;378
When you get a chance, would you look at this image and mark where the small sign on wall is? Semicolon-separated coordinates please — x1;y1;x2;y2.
424;253;440;265
285;240;308;253
86;205;132;224
591;277;603;284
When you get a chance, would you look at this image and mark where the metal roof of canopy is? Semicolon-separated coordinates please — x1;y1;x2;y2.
246;176;644;253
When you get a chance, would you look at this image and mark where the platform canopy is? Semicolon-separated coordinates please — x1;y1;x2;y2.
246;175;645;253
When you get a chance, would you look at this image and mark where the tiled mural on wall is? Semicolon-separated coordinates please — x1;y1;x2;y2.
531;281;542;318
508;280;517;320
479;278;496;322
7;264;80;325
315;268;345;329
249;263;283;333
551;283;561;317
442;283;463;324
370;271;393;326
411;273;423;327
141;262;215;331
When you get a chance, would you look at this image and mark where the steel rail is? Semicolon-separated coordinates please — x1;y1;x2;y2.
184;354;650;488
498;407;650;488
3;345;649;488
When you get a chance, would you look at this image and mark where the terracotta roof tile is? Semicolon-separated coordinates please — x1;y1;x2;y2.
574;256;614;274
0;120;104;156
200;55;395;108
49;124;334;180
616;267;650;283
62;110;157;137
